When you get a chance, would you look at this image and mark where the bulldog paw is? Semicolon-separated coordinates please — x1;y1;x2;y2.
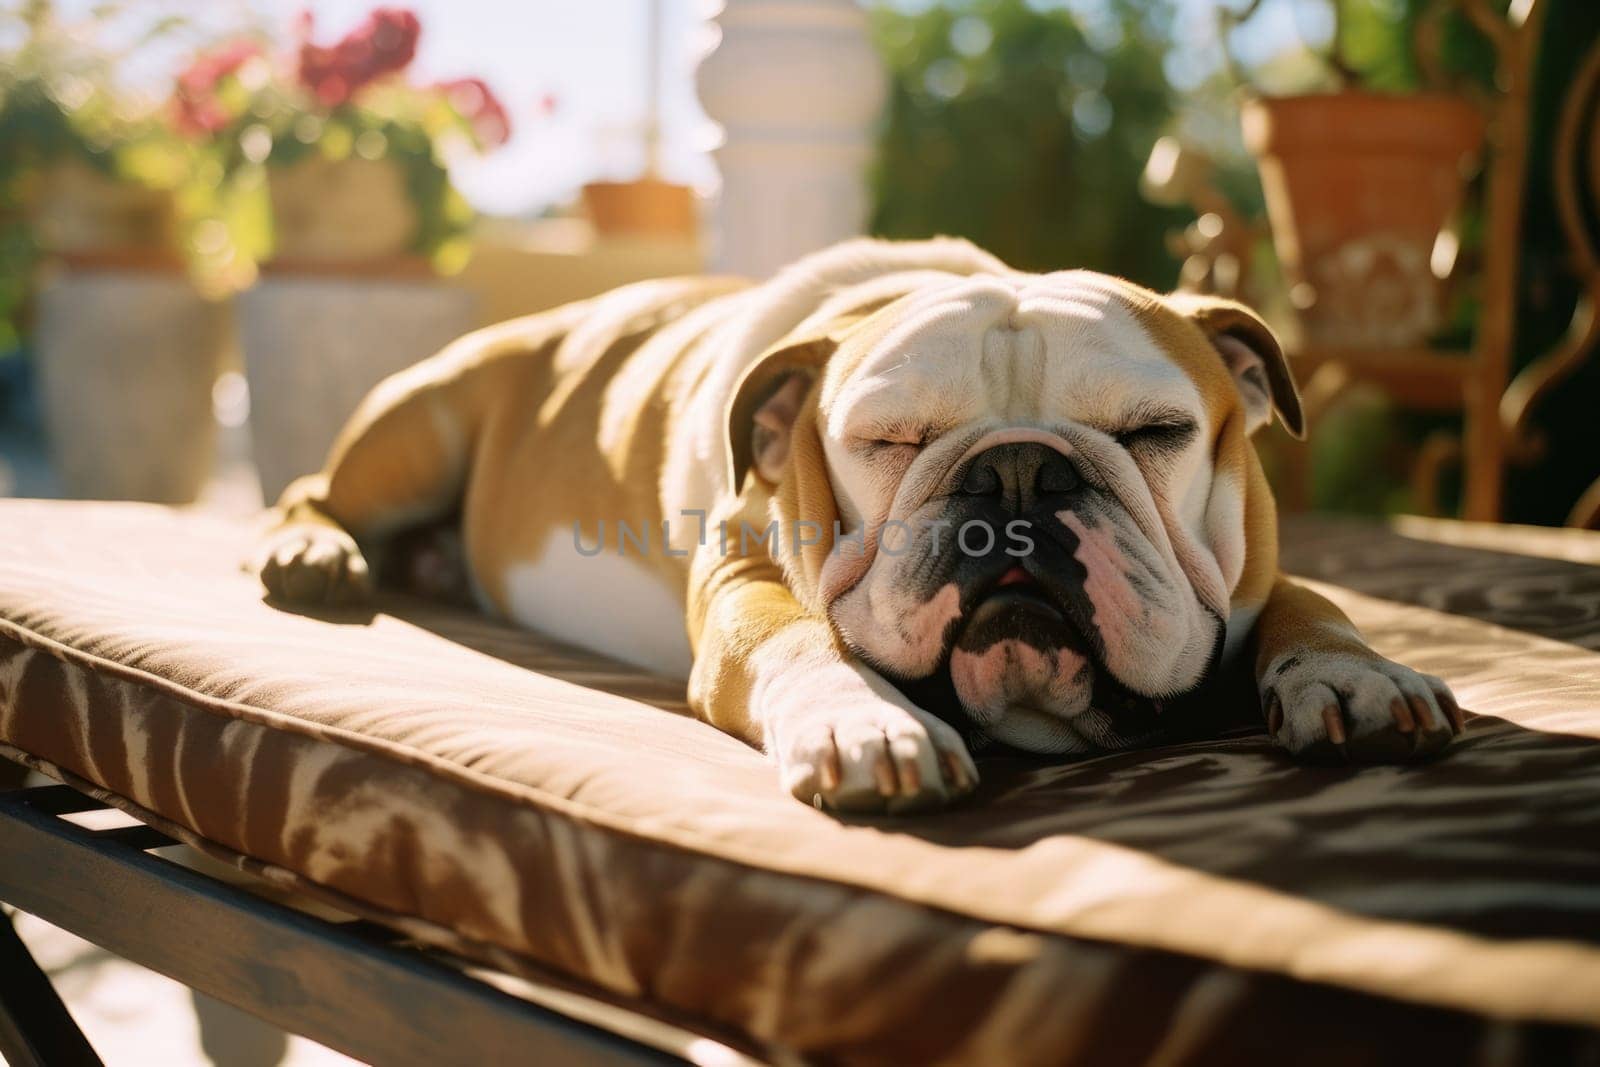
253;523;372;606
1263;649;1463;763
776;703;979;813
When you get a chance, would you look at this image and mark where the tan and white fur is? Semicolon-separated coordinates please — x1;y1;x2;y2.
253;238;1462;812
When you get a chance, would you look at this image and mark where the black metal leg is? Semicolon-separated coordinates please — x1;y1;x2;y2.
0;909;104;1067
0;786;679;1065
0;755;29;791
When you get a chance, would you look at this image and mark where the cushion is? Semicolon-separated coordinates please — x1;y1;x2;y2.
2;499;1598;1065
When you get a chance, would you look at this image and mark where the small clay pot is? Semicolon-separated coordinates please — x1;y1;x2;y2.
582;178;697;239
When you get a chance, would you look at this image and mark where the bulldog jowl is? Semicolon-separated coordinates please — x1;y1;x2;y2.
841;440;1211;762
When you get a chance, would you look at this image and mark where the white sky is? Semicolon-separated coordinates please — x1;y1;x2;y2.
281;0;723;214
36;0;1313;217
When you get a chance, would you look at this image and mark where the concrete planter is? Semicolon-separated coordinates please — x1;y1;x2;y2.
1242;92;1486;348
237;274;476;501
36;270;228;503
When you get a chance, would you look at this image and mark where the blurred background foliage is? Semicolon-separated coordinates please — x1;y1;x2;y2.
867;0;1504;291
2;0;1596;524
869;0;1186;283
866;0;1598;524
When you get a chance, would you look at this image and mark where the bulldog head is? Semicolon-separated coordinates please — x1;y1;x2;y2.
726;271;1302;755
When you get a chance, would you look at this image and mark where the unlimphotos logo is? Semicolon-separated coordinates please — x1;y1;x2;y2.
573;512;1039;560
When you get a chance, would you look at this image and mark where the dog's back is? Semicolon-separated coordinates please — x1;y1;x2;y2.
257;238;1014;675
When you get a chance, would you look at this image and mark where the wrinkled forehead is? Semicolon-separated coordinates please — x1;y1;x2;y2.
822;272;1223;420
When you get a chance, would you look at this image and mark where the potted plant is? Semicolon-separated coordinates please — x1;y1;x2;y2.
173;8;510;279
1228;0;1486;349
170;8;510;499
2;3;228;504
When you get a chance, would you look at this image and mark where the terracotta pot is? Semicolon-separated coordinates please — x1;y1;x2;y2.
581;178;697;239
36;271;228;503
1242;92;1486;348
268;156;417;264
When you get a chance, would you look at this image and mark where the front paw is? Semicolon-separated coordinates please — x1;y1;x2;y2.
1263;648;1464;763
774;702;979;813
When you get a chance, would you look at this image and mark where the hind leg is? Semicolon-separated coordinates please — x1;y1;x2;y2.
251;352;487;606
253;479;375;605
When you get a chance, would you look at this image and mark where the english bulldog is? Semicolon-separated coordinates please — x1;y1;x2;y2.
253;238;1462;811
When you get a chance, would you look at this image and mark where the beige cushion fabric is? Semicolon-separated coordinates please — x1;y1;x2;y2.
2;500;1598;1064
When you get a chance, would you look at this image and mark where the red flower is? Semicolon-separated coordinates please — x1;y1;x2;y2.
435;77;511;148
171;39;262;137
296;7;421;109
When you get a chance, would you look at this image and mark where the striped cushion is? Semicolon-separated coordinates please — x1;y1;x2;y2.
2;499;1598;1064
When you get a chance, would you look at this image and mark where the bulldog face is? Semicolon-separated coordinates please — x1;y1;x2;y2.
730;271;1301;756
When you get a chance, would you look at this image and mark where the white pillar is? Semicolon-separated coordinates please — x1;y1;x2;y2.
695;0;887;279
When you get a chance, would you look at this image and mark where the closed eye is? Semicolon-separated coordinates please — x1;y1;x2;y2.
851;424;932;455
855;440;924;466
1113;416;1197;452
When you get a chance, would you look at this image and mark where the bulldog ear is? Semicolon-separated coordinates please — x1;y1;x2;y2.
726;334;838;491
1168;293;1304;439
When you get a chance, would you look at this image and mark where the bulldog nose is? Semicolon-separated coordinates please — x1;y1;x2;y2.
958;442;1079;512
